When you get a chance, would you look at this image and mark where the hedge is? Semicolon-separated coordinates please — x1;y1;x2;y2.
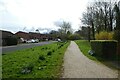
113;30;120;42
3;36;18;46
90;40;118;59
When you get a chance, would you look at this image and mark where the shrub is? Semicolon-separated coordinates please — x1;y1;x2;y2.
39;55;45;60
47;51;52;56
91;40;118;59
68;34;81;40
95;31;114;40
58;46;61;49
113;30;120;42
45;47;48;50
52;50;55;52
113;30;120;55
60;44;64;47
58;45;63;49
5;36;18;46
117;43;120;56
41;48;44;50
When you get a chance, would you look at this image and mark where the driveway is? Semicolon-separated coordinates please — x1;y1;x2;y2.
1;41;56;54
62;41;118;78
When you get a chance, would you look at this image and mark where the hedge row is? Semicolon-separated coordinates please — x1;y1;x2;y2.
90;40;118;59
2;36;18;46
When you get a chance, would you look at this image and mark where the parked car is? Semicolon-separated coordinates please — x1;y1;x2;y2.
34;39;39;43
26;39;39;43
26;39;32;43
57;38;61;42
19;38;27;43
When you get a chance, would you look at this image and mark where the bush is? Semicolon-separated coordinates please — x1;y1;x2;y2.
47;51;52;56
117;43;120;56
91;40;118;59
52;50;55;52
95;31;114;40
113;30;120;56
39;55;45;60
68;34;81;40
4;36;18;46
113;30;120;42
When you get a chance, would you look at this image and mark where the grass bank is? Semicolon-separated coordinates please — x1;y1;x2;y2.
75;40;120;70
75;40;100;62
2;41;70;78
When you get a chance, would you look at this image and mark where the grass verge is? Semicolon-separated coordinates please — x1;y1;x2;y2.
75;40;100;61
2;41;70;78
75;40;120;70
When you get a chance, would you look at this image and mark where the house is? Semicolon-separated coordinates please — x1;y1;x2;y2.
29;32;41;39
0;30;51;46
15;31;29;40
15;31;50;42
29;32;50;41
0;30;17;46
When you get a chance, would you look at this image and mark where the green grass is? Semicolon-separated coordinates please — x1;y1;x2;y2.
2;41;70;78
75;40;120;70
0;55;2;79
75;40;100;61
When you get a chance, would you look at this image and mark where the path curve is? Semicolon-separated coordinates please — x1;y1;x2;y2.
62;41;118;78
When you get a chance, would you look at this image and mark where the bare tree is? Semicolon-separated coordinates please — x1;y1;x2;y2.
54;21;72;40
114;3;120;30
81;0;117;35
81;4;95;40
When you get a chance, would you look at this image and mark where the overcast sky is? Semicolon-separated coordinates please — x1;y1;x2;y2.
0;0;90;33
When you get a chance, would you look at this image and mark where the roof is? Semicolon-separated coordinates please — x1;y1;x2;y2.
0;30;14;38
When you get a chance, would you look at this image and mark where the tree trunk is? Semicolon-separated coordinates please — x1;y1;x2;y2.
88;26;91;42
109;10;113;31
91;22;95;40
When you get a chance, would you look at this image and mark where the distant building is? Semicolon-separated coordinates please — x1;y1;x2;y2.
29;32;49;41
0;30;15;46
15;31;29;40
29;32;41;40
0;30;52;46
15;31;50;42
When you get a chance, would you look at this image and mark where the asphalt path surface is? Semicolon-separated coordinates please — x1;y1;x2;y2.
1;41;56;54
62;41;118;78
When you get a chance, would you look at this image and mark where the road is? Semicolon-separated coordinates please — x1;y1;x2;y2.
62;41;118;78
1;41;55;54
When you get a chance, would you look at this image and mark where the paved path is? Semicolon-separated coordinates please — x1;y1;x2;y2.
62;41;118;78
1;41;55;54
